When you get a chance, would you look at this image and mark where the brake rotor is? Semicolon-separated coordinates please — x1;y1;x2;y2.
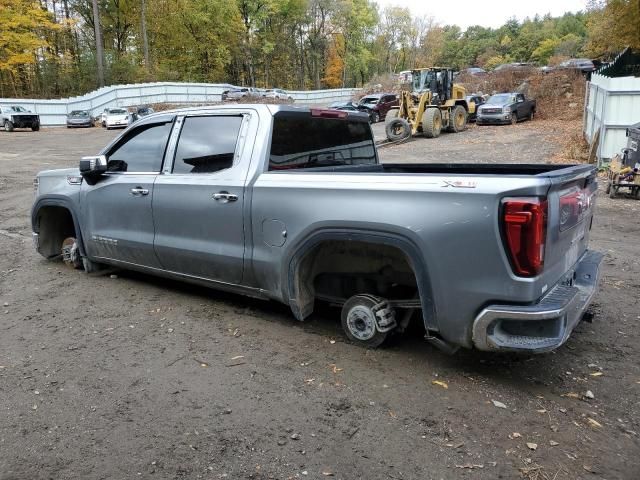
61;237;82;269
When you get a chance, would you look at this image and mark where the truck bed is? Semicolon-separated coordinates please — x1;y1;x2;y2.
306;162;589;176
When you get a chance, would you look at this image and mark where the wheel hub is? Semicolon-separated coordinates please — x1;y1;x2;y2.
61;237;81;268
346;305;377;341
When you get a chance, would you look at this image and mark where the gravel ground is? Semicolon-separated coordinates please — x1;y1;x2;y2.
372;120;558;164
0;123;638;480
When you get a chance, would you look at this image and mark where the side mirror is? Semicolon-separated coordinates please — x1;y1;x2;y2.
79;155;107;183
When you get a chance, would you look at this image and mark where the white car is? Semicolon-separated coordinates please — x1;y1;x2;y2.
104;108;130;129
264;89;293;101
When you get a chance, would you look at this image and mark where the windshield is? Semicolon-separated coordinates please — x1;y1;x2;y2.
486;94;514;105
412;70;436;91
108;109;127;114
9;106;27;112
269;112;376;170
359;97;379;106
70;110;88;117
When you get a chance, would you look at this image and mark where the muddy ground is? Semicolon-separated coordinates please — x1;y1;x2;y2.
0;121;638;480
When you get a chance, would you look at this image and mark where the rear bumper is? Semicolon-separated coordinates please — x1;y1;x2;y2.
472;250;603;353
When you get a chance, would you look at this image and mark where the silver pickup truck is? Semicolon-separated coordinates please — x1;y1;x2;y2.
31;105;602;353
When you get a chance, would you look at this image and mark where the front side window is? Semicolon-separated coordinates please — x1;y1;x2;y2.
107;122;173;172
269;113;376;171
173;115;243;174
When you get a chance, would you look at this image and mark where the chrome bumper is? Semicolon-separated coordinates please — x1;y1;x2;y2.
472;250;603;352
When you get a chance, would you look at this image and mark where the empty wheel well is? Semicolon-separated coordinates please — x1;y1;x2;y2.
34;206;77;259
291;240;419;320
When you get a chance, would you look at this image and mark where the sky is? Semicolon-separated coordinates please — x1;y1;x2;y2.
374;0;588;29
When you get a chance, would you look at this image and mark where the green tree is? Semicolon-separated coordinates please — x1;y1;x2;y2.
585;0;640;57
0;0;58;97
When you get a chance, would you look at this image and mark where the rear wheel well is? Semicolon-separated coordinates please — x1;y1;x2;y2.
34;206;77;259
290;240;419;320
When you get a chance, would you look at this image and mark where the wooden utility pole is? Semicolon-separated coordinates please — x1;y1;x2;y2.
92;0;105;87
141;0;150;71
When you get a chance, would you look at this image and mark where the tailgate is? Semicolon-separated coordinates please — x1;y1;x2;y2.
540;165;597;291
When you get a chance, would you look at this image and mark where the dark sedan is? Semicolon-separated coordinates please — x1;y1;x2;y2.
357;93;399;123
328;101;376;123
66;110;93;128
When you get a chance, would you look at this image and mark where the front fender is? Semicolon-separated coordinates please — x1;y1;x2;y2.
31;196;86;256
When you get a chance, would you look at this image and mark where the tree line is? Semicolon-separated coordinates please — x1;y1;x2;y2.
1;0;638;99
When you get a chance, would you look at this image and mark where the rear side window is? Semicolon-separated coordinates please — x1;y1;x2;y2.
269;114;376;171
173;116;243;174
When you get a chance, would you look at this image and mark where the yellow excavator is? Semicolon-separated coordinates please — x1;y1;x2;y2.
385;67;471;141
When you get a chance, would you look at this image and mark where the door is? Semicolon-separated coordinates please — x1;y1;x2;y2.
515;94;526;119
80;119;174;267
152;114;247;284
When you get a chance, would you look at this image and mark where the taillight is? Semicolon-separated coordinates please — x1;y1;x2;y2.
502;198;547;277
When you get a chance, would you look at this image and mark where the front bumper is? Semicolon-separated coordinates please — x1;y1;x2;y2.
106;120;128;128
476;113;512;125
67;120;92;127
472;250;603;353
12;116;40;128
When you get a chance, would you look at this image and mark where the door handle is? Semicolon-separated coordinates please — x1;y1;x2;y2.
130;187;149;196
212;192;238;202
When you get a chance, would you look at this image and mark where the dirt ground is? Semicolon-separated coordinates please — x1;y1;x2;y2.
0;121;639;480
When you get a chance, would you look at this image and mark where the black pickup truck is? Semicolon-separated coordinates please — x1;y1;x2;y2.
476;92;536;125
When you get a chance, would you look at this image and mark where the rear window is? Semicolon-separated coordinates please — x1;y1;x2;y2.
173;115;242;174
268;113;376;171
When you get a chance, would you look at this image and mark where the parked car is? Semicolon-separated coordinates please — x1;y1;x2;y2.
0;105;40;132
264;89;293;101
130;106;155;123
493;62;536;73
66;110;93;128
459;67;487;77
99;108;109;126
476;92;536;125
136;106;155;117
222;87;261;101
465;95;486;122
556;58;597;78
31;104;602;353
103;108;130;129
395;70;413;83
328;101;376;123
357;93;399;122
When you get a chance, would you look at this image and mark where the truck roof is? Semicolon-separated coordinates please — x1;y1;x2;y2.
137;104;371;123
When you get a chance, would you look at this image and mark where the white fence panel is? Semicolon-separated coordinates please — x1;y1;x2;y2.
0;82;362;126
584;73;640;163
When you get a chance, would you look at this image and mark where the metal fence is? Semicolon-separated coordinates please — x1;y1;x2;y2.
0;83;362;126
583;52;640;163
